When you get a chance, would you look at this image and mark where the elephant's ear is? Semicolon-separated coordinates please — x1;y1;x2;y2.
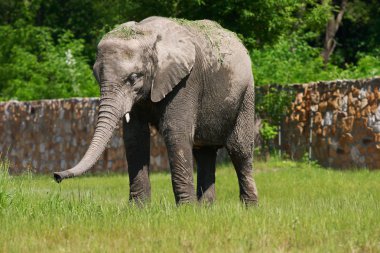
151;28;196;103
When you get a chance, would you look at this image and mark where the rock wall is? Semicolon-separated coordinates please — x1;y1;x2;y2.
0;98;169;174
4;77;378;173
282;77;380;169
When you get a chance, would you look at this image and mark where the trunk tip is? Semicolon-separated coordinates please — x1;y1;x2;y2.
53;172;64;183
53;170;76;183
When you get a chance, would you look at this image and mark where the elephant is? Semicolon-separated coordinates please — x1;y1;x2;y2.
53;16;258;205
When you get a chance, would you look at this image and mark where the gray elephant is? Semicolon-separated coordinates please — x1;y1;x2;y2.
54;16;258;205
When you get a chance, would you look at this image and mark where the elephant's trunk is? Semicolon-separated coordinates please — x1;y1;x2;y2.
53;96;126;183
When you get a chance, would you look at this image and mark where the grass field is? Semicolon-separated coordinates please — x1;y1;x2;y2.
1;158;379;252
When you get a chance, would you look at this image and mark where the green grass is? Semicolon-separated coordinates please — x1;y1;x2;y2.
1;159;379;252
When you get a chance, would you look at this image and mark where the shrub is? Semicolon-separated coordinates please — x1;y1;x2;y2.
252;35;380;87
0;22;99;101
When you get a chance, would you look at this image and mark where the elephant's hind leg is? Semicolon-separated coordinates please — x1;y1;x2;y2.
226;84;258;205
227;148;258;205
123;116;151;204
193;147;217;204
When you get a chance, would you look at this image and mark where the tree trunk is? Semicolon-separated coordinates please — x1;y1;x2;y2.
322;0;348;66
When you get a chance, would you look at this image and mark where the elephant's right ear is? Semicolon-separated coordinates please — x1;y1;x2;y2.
151;27;196;103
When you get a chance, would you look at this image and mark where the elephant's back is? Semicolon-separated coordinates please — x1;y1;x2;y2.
179;19;247;63
187;20;253;147
178;19;242;45
140;17;248;65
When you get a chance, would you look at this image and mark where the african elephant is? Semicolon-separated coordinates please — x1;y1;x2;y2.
53;16;258;205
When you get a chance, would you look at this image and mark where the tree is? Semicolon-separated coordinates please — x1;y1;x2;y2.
334;0;380;65
322;0;348;65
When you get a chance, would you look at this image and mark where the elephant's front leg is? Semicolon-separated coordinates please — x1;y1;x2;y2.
123;116;151;203
164;133;196;204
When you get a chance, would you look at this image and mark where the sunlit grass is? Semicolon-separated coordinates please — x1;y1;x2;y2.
0;158;379;252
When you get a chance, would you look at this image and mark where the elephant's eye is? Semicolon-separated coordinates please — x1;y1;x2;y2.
125;73;143;86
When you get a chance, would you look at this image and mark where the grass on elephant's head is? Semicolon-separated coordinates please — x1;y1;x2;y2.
1;158;379;253
103;24;147;41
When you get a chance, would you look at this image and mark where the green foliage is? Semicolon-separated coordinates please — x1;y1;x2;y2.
1;161;380;252
252;35;380;87
256;88;292;122
252;36;325;85
255;87;293;150
347;53;380;78
0;22;98;101
259;122;278;143
126;0;332;50
0;0;380;101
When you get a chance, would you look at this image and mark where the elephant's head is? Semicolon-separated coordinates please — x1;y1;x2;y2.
53;17;195;182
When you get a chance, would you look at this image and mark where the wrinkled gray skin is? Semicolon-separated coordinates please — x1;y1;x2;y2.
53;16;258;205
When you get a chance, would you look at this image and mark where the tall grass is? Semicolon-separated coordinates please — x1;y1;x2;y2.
0;156;12;210
0;159;379;252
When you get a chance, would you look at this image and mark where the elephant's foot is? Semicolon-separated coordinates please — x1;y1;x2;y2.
129;177;151;206
242;201;258;208
129;193;151;207
197;184;216;204
174;190;197;205
176;196;197;206
237;168;258;206
240;195;259;207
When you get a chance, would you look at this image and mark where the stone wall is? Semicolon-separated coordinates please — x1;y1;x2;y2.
3;77;379;173
282;77;380;169
0;98;169;174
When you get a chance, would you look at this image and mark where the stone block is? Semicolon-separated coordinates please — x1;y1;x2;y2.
296;122;304;134
310;91;320;104
324;111;333;126
361;106;371;117
374;86;380;99
327;98;339;110
356;110;362;119
348;106;356;116
367;92;376;105
315;126;323;135
340;132;354;143
319;101;327;112
351;87;360;97
299;109;307;122
314;112;323;125
375;133;380;142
